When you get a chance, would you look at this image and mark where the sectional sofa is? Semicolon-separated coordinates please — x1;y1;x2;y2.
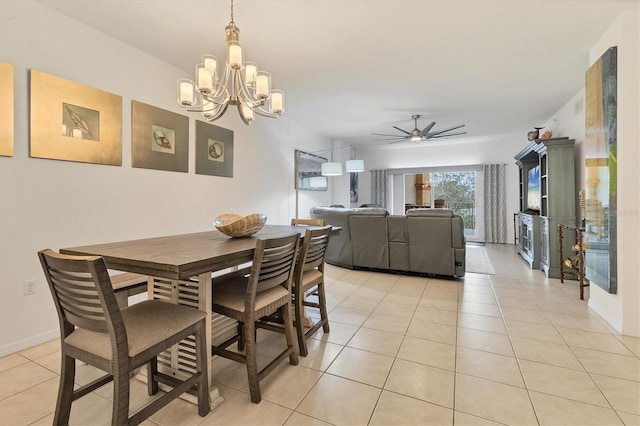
309;206;466;277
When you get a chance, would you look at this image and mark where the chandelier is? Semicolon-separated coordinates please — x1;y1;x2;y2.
176;0;284;125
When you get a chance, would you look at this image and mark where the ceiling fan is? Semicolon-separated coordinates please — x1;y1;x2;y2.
371;114;467;143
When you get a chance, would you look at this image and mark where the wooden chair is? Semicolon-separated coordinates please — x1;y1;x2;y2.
38;249;209;426
210;233;300;403
291;218;325;226
290;226;332;356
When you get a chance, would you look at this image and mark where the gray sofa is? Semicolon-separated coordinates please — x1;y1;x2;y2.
310;206;465;277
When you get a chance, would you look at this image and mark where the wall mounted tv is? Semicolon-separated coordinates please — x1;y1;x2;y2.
527;165;541;212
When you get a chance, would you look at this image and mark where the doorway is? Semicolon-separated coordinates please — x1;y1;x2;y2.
403;169;484;242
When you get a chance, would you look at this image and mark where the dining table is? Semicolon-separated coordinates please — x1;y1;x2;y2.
60;224;334;408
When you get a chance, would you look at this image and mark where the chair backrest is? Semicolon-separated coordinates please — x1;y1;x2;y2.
434;199;445;208
291;218;325;226
295;226;332;279
248;234;300;298
38;249;124;340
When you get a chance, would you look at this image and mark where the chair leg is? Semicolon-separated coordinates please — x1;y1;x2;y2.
282;303;299;366
317;281;330;333
243;321;261;403
54;354;75;426
294;293;308;357
112;367;130;425
195;321;210;417
147;357;159;396
237;322;245;351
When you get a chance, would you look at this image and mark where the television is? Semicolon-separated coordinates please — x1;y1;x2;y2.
527;165;541;212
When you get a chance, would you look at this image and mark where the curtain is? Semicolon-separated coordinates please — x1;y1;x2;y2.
484;164;507;243
370;169;390;209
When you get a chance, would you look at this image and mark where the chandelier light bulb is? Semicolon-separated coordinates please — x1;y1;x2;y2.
177;79;194;107
270;90;284;115
244;62;258;88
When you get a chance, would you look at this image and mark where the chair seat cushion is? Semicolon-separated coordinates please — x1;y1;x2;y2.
299;269;323;292
212;276;289;317
64;300;206;360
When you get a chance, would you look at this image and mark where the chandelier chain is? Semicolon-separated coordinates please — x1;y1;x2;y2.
230;0;234;24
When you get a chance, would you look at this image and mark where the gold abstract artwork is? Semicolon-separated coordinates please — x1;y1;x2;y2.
30;69;122;165
0;62;14;157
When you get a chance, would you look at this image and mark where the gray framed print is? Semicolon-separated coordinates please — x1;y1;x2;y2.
131;100;189;172
195;120;233;178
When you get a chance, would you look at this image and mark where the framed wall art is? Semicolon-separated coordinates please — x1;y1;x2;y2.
584;46;617;294
0;62;14;157
30;69;122;165
295;149;327;191
195;120;233;177
131;100;189;172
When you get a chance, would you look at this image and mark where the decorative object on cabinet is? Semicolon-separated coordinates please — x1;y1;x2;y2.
0;62;14;157
514;137;575;277
195;120;233;177
527;127;544;141
214;213;267;237
177;0;284;125
30;70;122;165
558;224;589;300
540;130;553;140
131;100;189;172
584;46;617;294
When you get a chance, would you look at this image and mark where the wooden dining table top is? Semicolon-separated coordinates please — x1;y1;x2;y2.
60;225;330;280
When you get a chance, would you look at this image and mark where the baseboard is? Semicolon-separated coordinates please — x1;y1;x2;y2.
0;329;59;357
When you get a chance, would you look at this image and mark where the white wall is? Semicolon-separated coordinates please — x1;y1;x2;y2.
352;134;523;244
543;9;639;336
0;1;330;355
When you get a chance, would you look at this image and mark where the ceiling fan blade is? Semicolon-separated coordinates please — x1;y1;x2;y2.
427;131;468;139
371;138;408;142
392;126;411;136
371;133;408;137
388;139;410;144
421;121;436;135
426;124;466;137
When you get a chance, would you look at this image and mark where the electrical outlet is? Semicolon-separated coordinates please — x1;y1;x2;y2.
24;280;36;296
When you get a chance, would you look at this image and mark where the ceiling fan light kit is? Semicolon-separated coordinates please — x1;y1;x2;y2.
372;114;467;144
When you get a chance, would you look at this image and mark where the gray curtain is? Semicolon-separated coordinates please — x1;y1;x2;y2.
370;169;390;209
484;164;507;243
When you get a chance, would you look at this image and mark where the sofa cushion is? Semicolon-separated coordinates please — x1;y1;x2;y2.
406;208;454;218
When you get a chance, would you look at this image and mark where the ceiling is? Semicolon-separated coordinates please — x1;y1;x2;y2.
37;0;638;148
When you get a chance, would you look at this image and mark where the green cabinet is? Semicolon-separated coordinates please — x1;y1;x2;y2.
515;138;576;278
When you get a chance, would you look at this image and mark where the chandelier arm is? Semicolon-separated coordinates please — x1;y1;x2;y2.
236;73;262;105
206;102;230;122
236;103;252;125
251;106;279;118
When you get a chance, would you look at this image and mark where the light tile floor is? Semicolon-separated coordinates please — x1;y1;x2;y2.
1;244;639;425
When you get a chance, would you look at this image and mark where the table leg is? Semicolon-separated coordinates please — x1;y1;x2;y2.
144;275;224;410
196;272;224;409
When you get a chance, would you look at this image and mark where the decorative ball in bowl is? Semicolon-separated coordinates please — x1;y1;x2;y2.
213;213;267;238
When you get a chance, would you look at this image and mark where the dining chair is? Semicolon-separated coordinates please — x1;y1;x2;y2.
290;226;332;356
38;249;209;426
259;226;332;356
210;233;300;403
291;218;325;226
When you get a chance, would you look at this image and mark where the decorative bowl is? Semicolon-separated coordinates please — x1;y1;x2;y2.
213;213;267;238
